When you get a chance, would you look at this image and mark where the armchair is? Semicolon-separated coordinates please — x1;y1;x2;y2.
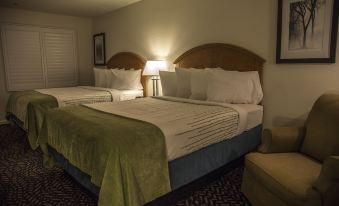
242;93;339;206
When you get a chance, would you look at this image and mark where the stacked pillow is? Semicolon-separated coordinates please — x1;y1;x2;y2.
93;68;108;88
93;68;143;90
159;71;177;96
159;68;263;104
175;68;192;98
110;69;143;90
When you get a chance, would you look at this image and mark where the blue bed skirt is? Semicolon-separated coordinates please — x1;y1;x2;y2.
48;125;262;194
169;125;262;189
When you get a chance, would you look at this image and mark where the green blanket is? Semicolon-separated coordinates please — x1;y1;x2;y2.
38;106;171;206
6;91;58;149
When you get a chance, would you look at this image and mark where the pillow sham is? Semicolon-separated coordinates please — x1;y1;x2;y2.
106;69;114;88
245;71;263;104
189;68;224;100
207;71;254;104
190;69;208;100
207;70;263;104
93;68;107;88
159;71;177;97
175;68;191;98
110;69;143;90
106;68;125;88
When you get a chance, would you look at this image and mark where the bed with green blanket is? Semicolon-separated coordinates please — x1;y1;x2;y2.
6;87;142;149
5;51;147;149
6;88;115;149
37;96;263;206
35;43;265;206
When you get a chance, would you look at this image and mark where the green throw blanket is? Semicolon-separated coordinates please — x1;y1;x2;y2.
6;91;58;149
38;106;171;206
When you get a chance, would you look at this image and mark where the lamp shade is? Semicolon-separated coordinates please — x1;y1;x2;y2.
143;60;167;76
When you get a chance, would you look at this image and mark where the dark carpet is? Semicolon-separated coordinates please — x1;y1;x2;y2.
0;124;250;206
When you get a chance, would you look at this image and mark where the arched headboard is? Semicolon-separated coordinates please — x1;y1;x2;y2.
106;52;147;96
173;43;265;83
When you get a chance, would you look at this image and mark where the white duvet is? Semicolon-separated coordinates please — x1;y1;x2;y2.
85;96;250;161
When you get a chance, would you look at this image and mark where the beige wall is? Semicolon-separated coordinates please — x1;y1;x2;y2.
1;1;338;127
93;0;339;127
0;7;93;121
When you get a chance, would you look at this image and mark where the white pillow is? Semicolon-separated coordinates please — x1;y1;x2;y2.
175;68;191;98
246;71;263;104
105;69;114;88
189;68;224;100
106;68;125;88
159;71;177;97
228;71;263;104
110;69;143;90
207;71;254;104
207;70;263;104
190;69;208;100
93;68;107;88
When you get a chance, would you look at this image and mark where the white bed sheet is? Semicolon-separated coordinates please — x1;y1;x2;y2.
235;104;263;131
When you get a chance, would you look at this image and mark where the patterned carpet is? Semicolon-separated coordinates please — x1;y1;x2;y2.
0;124;250;206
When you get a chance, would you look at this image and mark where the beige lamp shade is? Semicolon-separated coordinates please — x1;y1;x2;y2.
143;60;167;76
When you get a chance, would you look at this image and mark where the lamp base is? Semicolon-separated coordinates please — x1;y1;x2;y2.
151;76;160;96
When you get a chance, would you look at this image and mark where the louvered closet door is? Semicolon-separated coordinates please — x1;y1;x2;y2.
43;29;78;88
1;26;45;90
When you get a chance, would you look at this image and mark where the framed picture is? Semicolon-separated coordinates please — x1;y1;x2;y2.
276;0;339;63
93;33;106;65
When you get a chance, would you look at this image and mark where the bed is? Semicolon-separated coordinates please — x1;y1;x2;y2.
38;43;265;206
6;52;147;149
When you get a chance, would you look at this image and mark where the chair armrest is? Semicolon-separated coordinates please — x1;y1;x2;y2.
314;156;339;206
258;127;305;153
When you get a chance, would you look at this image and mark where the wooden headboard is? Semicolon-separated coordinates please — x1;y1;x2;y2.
173;43;265;83
106;52;147;96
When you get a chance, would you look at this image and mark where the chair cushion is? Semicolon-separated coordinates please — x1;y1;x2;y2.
245;152;322;206
301;93;339;162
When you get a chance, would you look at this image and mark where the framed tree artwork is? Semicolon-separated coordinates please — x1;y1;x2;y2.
276;0;339;63
93;33;106;66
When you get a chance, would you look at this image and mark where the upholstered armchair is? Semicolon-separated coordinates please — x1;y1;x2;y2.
242;93;339;206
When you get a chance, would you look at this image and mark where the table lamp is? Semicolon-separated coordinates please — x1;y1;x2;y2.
143;60;167;96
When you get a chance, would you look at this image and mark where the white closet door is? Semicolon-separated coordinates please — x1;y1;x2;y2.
43;29;78;88
1;26;45;91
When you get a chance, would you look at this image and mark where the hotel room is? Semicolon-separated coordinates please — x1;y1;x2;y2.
0;0;338;206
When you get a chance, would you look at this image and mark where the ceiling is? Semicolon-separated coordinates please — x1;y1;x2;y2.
0;0;142;17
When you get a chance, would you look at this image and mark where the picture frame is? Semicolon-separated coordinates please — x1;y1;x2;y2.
276;0;339;63
93;33;106;66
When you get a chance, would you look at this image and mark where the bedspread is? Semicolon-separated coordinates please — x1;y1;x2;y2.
6;87;141;149
6;91;58;148
86;97;247;161
6;90;57;126
38;106;170;206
